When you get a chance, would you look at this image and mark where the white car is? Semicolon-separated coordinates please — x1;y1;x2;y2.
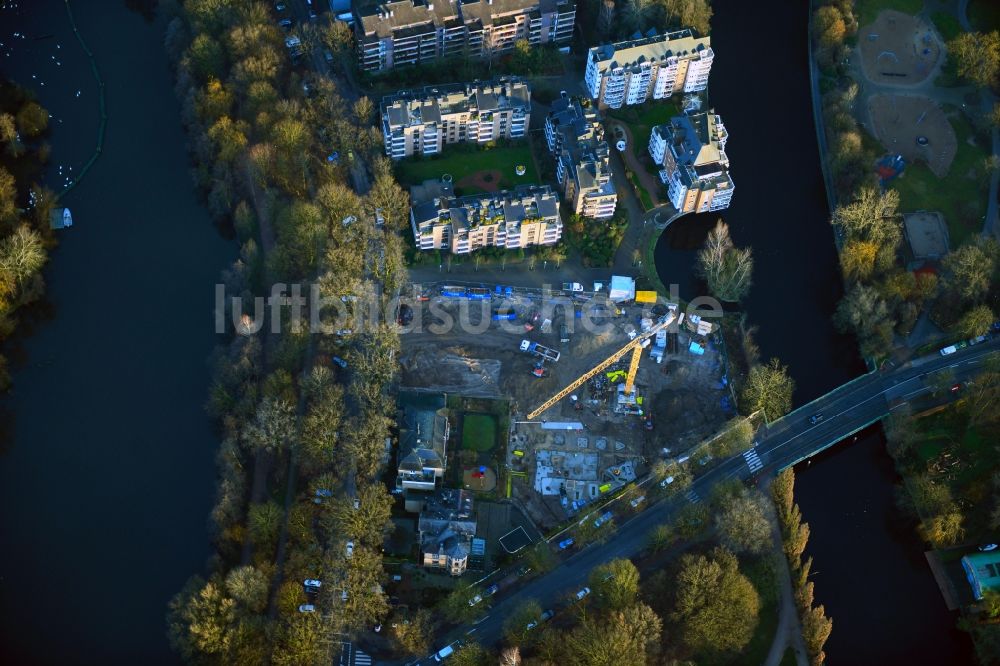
979;543;999;552
353;498;361;510
660;475;675;488
303;579;322;589
346;541;355;558
298;604;316;613
468;593;483;607
575;587;591;600
630;495;646;508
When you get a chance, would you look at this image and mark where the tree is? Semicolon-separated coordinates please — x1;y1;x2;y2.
334;545;390;632
715;488;773;555
352;96;374;126
834;282;894;358
671;547;761;657
771;468;795;524
801;604;833;664
392;607;433;656
499;646;521;666
242;397;296;454
247;501;283;551
942;237;999;305
15;101;48;137
646;524;674;552
648;0;712;36
839;239;879;282
450;642;491;666
709;417;755;458
589;558;640;611
503;600;543;645
271;614;329;666
963;353;1000;427
440;585;488;624
696;220;754;302
0;167;16;226
831;187;901;270
322;482;394;549
741;358;795;420
947;31;1000;89
814;5;847;47
565;602;663;665
0;225;47;294
919;508;965;547
954;304;995;338
167;576;237;661
224;566;269;614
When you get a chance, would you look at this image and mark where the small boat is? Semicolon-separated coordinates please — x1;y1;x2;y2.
49;207;73;230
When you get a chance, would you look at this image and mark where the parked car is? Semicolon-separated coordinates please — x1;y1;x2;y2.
315;489;333;498
540;609;554;622
303;579;322;589
485;583;499;596
593;511;613;528
809;413;824;425
659;475;675;488
558;538;575;550
630;495;646;508
346;541;354;558
278;17;293;29
298;604;315;613
467;593;483;607
575;587;591;600
332;356;348;368
517;565;533;576
979;544;999;552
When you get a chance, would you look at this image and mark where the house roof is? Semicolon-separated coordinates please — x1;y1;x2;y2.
589;29;711;71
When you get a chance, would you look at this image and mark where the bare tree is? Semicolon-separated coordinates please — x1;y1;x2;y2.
697;220;753;302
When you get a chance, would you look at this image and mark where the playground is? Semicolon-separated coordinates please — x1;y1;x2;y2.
867;93;956;177
859;10;942;86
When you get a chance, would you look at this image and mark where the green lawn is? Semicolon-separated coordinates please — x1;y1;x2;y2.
732;556;780;666
462;414;497;452
608;101;680;160
890;112;990;246
931;11;963;42
856;0;924;27
969;0;1000;32
394;142;540;194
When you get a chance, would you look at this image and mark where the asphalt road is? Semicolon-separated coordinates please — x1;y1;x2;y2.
403;336;1000;663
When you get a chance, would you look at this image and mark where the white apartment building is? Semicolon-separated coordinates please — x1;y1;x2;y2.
409;180;562;254
355;0;576;72
381;78;531;159
544;94;617;218
584;29;713;109
649;110;734;214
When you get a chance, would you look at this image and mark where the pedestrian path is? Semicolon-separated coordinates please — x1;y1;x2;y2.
743;448;763;474
354;649;373;666
685;489;701;504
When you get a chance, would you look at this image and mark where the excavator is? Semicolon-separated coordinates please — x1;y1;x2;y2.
526;313;675;420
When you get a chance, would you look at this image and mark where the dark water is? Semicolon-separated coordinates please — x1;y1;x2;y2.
653;1;973;663
0;2;233;663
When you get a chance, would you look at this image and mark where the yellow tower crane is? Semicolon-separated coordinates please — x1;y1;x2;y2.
526;314;674;420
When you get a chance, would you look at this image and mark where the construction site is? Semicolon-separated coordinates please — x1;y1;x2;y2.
397;278;734;529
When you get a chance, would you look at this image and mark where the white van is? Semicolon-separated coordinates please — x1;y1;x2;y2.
434;644;455;661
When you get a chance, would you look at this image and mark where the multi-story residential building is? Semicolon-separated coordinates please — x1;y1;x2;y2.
382;78;531;159
544;94;617;218
584;29;714;109
410;180;562;254
355;0;576;72
418;489;477;576
648;110;734;214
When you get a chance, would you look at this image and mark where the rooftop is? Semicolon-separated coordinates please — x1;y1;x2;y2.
382;78;531;128
398;391;449;472
589;29;712;71
418;488;477;560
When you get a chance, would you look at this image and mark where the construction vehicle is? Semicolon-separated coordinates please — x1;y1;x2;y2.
540;318;552;333
531;361;548;378
520;339;560;362
525;313;675;420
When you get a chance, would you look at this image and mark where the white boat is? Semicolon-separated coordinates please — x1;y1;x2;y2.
62;208;72;227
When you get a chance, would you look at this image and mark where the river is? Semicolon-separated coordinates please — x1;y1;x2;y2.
0;2;233;663
653;0;973;662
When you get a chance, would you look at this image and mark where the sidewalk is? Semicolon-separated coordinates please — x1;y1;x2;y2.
763;484;810;666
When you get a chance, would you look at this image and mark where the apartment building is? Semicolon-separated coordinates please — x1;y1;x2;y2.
382;78;531;159
648;110;734;214
418;489;477;576
544;95;617;218
410;179;562;254
584;29;713;109
355;0;576;72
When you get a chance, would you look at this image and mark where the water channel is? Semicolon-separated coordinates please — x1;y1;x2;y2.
653;0;973;662
0;2;233;662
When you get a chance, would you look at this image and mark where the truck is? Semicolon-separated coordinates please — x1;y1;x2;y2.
520;339;560;362
562;282;584;293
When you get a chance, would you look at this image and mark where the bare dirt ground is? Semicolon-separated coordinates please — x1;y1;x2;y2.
455;169;503;193
868;93;956;176
859;10;942;86
398;291;732;527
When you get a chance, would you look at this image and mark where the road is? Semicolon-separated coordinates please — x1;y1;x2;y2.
401;336;1000;663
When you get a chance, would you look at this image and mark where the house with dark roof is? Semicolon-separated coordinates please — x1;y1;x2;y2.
417;488;477;575
397;392;450;492
648;110;734;214
544;93;617;219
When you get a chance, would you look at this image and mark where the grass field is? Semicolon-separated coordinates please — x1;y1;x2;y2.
462;413;497;452
890;112;990;246
732;556;779;666
856;0;924;27
394;142;540;194
931;11;962;41
969;0;1000;32
608;101;680;159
